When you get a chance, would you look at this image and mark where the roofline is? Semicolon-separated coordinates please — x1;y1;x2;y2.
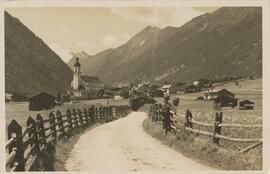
27;92;55;101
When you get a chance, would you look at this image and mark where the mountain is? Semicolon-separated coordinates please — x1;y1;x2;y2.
67;7;262;84
5;12;73;97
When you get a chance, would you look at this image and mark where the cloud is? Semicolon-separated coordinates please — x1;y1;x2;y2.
101;34;131;47
48;42;73;62
110;7;203;28
102;35;120;46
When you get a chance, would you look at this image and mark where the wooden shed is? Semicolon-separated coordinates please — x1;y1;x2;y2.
239;100;255;110
27;92;56;111
214;94;238;108
204;88;235;100
151;89;164;98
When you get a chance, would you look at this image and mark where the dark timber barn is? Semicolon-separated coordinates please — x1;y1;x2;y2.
27;92;56;111
239;100;255;110
214;94;238;108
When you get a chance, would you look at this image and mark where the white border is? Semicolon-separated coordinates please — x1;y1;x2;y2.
0;0;269;174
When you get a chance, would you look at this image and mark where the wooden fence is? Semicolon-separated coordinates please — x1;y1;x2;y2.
149;104;262;152
6;105;130;172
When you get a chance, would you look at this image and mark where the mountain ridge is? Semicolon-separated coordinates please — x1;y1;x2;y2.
68;7;262;84
5;11;73;96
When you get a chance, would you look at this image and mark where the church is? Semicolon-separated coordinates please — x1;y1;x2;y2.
71;57;104;99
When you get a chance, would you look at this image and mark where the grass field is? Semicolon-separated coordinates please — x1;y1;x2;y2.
5;98;129;137
154;79;262;151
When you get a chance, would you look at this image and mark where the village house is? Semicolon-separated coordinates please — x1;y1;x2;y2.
27;92;56;111
184;84;201;93
214;94;238;108
71;57;104;99
161;84;176;95
150;89;164;98
239;100;255;110
203;88;235;100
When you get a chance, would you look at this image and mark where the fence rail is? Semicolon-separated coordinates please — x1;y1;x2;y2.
149;104;262;152
6;105;130;172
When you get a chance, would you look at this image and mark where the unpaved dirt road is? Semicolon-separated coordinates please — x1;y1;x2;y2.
65;112;211;171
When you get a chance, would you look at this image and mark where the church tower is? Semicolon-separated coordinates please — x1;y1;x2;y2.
73;57;81;90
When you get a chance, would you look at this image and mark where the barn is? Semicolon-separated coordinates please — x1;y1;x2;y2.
204;88;235;100
27;92;56;111
214;94;238;108
151;89;164;98
239;100;255;110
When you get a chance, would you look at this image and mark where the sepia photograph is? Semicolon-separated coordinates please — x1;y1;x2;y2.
3;3;265;172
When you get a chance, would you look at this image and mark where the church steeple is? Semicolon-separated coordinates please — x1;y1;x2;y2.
73;57;81;90
74;57;80;67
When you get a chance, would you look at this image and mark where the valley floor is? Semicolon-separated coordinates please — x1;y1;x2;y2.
64;112;211;171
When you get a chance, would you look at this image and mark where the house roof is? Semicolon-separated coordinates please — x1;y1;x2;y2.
204;88;234;96
217;89;234;94
215;94;238;101
151;89;164;92
81;75;102;83
239;100;255;104
162;84;172;89
27;92;55;101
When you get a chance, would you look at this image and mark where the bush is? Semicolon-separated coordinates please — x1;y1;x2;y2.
172;97;180;106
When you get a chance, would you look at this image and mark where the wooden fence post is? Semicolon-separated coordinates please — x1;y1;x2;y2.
56;110;65;136
36;114;46;149
95;107;98;120
88;108;93;122
109;106;113;118
150;105;154;122
120;106;123;117
27;116;40;154
90;105;95;121
153;104;157;122
148;105;153;119
99;106;103;120
8;120;25;171
78;109;83;126
158;104;162;123
66;109;72;131
49;112;57;142
213;112;223;144
185;109;193;128
105;106;107;119
72;109;78;128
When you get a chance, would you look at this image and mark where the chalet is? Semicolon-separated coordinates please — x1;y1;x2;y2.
71;57;104;99
239;100;255;110
150;89;164;98
204;89;235;100
161;84;176;95
214;94;238;108
184;85;201;93
113;90;123;100
27;92;56;111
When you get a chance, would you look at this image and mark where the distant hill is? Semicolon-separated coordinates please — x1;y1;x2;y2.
5;12;73;97
68;7;262;84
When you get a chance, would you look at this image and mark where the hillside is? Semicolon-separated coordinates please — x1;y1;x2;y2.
68;7;262;84
5;12;73;97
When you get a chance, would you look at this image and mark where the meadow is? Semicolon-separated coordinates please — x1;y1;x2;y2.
154;79;262;151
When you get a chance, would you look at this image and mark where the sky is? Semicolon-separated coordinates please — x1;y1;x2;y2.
6;7;218;62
